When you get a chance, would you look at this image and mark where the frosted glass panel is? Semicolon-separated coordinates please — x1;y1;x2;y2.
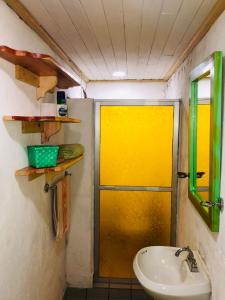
198;191;209;202
99;190;171;278
100;106;174;186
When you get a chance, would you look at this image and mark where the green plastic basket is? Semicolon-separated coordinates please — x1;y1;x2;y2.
27;145;59;168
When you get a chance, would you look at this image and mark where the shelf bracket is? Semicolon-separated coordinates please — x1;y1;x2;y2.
28;173;43;181
15;65;58;100
22;121;43;134
37;76;57;100
15;65;39;87
41;122;61;143
20;121;61;143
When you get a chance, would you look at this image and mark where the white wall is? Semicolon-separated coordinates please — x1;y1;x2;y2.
165;11;225;300
65;100;94;288
86;81;166;99
0;2;80;299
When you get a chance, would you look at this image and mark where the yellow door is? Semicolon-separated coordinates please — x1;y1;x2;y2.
96;103;178;279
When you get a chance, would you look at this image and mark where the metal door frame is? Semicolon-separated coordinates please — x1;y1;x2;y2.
94;99;180;283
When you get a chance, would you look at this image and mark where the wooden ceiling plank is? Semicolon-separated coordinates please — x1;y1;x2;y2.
144;15;177;78
20;0;96;80
80;0;117;77
35;0;99;80
20;0;93;80
144;0;182;78
163;0;203;56
57;0;103;80
136;0;162;79
7;0;224;81
102;0;127;78
5;0;88;82
123;0;143;78
163;0;224;80
161;0;183;14
156;56;175;79
172;0;217;58
62;0;110;79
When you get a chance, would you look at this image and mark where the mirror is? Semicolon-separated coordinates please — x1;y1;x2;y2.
196;78;210;203
189;51;223;232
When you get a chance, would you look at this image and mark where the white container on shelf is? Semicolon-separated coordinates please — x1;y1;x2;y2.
40;103;57;116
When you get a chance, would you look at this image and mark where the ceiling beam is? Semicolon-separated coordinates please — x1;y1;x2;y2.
4;0;89;83
163;0;225;81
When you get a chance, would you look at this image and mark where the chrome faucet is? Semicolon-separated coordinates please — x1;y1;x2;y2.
175;246;199;272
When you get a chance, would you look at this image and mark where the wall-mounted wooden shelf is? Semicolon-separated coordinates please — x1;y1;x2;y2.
3;115;81;123
0;45;79;99
3;115;81;143
16;155;83;181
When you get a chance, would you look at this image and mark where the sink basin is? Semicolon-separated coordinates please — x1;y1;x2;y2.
133;246;211;300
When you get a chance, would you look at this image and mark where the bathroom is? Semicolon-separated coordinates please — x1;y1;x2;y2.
0;0;225;300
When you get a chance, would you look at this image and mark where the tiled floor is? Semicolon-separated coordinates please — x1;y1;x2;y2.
64;287;153;300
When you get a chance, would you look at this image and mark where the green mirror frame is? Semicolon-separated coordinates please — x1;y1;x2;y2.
189;51;223;232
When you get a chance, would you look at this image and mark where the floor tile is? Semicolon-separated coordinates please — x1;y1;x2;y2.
63;290;67;300
109;283;131;290
94;282;109;289
65;287;152;300
87;288;109;300
66;288;86;300
131;284;142;290
109;288;131;300
132;289;152;300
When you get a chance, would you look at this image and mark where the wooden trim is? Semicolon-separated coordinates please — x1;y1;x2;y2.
163;0;225;81
89;79;166;83
4;0;89;83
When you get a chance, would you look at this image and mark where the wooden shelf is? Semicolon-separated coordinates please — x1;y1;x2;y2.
16;155;83;177
3;115;81;123
3;115;81;143
0;45;79;99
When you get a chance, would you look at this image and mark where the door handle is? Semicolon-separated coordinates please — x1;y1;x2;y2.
196;172;205;178
177;172;205;179
177;172;189;178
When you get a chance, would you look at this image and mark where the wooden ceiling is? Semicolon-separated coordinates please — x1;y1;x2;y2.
11;0;221;80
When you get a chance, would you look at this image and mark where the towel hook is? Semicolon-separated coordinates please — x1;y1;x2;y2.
44;183;52;193
44;171;72;192
65;171;72;176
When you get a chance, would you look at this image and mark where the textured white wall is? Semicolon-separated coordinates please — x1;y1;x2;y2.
86;81;166;99
0;2;80;300
65;100;94;288
165;11;225;300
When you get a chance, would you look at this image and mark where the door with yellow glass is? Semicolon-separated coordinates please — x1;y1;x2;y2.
94;101;180;282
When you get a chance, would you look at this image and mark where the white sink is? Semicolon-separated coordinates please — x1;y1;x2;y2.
133;246;211;300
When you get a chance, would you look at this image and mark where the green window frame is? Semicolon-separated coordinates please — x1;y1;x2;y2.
189;51;223;232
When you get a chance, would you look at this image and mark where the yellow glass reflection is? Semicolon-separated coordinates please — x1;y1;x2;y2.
100;106;174;186
198;192;209;202
197;104;210;189
99;190;171;278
